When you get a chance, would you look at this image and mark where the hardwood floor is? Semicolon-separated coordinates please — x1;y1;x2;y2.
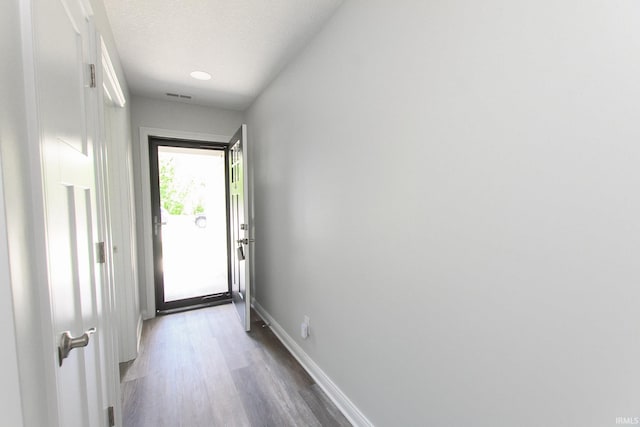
120;304;351;427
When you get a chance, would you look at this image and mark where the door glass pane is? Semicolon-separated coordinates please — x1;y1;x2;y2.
157;146;228;302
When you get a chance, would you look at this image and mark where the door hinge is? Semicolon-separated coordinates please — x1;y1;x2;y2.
96;241;106;264
107;406;115;426
89;63;96;88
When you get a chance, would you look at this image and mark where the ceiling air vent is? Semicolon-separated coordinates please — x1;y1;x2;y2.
165;93;192;100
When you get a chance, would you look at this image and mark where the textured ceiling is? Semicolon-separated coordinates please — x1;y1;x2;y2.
103;0;344;110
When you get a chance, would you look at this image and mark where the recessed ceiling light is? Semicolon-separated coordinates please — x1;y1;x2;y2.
190;71;212;81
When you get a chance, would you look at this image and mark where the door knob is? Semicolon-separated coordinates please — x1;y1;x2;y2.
58;327;96;366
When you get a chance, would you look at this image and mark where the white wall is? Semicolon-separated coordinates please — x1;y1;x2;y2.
246;1;640;425
130;95;243;317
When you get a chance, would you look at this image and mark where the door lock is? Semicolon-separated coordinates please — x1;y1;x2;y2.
237;238;255;245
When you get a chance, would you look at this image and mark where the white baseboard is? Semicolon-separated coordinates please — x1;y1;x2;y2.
252;300;374;427
136;314;143;355
141;308;155;320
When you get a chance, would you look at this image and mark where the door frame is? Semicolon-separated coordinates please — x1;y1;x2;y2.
95;35;128;423
148;137;232;312
138;128;231;318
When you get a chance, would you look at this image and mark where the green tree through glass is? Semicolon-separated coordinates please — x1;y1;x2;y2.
159;158;190;215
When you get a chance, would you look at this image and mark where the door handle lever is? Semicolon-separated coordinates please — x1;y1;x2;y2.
58;327;96;366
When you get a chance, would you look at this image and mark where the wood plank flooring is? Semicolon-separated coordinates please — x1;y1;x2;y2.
120;304;351;427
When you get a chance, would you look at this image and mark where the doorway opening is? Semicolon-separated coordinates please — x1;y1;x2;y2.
149;137;231;312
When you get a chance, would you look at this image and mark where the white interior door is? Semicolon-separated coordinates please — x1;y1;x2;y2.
34;0;107;425
229;125;252;331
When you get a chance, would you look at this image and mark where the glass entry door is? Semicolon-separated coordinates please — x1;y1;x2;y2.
149;138;231;312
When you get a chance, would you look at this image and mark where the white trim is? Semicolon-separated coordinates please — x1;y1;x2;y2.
136;314;143;354
238;124;251;331
94;31;130;425
0;146;26;427
140;127;229;143
100;37;125;107
138;127;230;318
252;301;374;427
247;127;256;304
75;0;94;18
98;37;140;367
